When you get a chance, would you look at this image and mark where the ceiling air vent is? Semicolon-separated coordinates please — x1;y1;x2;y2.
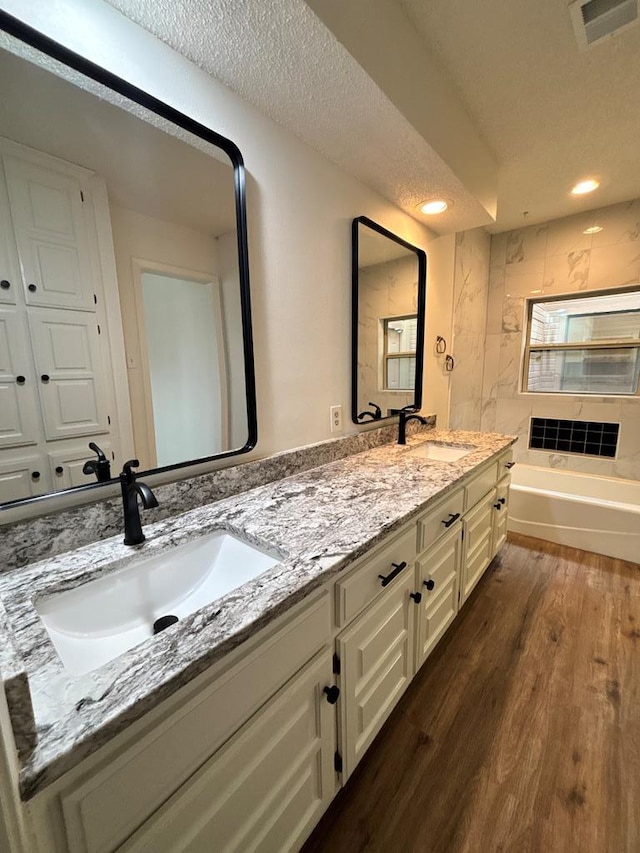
570;0;639;49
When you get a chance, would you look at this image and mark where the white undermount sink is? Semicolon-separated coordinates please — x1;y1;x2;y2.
36;531;280;676
406;441;476;463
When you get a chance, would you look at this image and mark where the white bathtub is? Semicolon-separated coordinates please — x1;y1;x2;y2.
508;464;640;564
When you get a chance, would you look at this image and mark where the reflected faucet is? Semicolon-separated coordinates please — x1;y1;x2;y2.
357;402;383;422
397;406;427;445
82;442;112;482
120;460;159;546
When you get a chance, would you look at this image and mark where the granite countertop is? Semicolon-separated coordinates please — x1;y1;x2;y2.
0;428;515;799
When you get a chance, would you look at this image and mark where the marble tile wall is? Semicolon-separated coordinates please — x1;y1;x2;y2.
482;199;640;479
449;228;491;430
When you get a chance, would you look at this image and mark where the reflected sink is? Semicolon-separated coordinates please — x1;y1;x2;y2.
406;441;476;462
36;532;280;676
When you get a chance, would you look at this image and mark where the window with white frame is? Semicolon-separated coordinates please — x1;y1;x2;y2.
523;288;640;395
382;315;417;390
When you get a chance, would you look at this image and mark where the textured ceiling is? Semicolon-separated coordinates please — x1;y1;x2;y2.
102;0;494;235
396;0;640;231
101;0;640;234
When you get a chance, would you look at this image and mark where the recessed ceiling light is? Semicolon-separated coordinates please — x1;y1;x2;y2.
583;225;603;234
571;179;599;195
419;199;448;215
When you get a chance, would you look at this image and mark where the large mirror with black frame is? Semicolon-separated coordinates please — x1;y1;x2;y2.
0;14;257;509
351;216;426;425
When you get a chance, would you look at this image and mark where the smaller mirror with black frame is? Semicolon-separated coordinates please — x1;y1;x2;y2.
351;216;427;425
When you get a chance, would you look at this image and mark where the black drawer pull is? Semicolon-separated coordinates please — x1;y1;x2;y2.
16;375;25;385
28;283;37;292
31;470;40;480
410;591;422;604
55;466;64;475
505;461;515;469
0;279;10;290
41;374;50;383
442;512;460;528
494;502;503;510
424;578;435;591
323;685;340;705
378;560;408;587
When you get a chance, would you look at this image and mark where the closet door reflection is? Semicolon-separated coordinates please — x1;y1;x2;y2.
140;270;227;468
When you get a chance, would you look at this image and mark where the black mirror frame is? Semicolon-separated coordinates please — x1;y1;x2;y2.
351;216;427;425
0;11;258;511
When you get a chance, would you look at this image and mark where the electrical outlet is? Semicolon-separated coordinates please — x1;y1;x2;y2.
330;405;342;432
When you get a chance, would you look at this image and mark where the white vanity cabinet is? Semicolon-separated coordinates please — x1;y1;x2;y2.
16;446;515;853
337;570;417;780
415;522;462;668
121;649;337;853
27;593;335;853
460;488;496;606
459;450;513;607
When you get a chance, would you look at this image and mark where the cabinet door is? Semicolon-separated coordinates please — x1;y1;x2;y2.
119;649;337;853
491;477;510;557
2;155;96;311
28;308;109;441
0;452;50;502
338;572;416;780
415;523;461;670
0;306;40;448
0;166;20;306
460;489;496;607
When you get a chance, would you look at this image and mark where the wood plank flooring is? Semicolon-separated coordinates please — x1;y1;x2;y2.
302;534;640;853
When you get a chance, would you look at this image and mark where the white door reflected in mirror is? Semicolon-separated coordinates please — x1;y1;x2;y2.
140;271;227;468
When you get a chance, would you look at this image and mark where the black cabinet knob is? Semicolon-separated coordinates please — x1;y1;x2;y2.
424;578;435;591
28;283;37;292
410;591;422;604
41;374;50;383
505;461;515;469
498;497;506;505
16;375;25;385
31;471;40;480
0;279;10;290
55;466;64;475
323;685;340;705
494;502;503;510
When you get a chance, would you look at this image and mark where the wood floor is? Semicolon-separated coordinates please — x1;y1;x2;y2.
302;534;640;853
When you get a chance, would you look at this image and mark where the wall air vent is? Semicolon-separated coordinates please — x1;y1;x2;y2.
570;0;639;49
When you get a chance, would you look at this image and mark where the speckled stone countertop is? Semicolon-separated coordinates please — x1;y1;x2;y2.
0;429;515;799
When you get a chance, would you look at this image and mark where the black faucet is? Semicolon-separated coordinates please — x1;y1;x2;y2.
397;407;427;445
357;402;383;422
82;442;112;482
120;459;159;546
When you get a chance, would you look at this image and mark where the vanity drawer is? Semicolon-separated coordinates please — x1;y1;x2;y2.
335;526;416;628
497;447;515;477
464;461;498;510
416;488;464;554
59;592;331;853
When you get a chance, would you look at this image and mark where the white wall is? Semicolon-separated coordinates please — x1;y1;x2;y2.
0;0;454;498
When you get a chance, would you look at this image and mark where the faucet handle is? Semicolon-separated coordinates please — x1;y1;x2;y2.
121;459;140;481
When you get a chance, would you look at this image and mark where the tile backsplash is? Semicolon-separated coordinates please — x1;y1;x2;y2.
529;418;619;458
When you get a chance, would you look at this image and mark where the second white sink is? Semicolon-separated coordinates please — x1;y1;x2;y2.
406;441;476;462
36;531;280;676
